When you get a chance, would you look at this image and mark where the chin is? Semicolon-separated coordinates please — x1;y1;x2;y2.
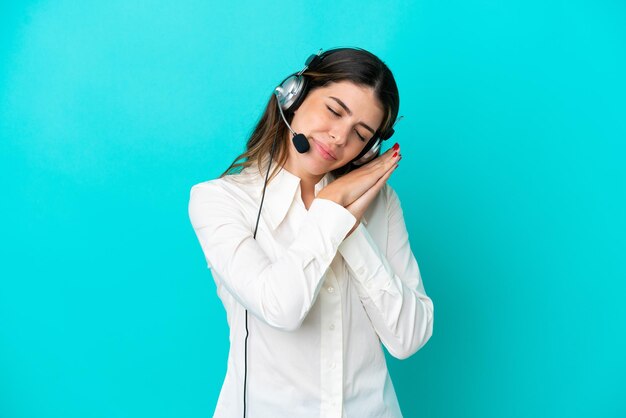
307;160;333;175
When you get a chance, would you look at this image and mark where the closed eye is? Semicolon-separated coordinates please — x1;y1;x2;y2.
326;106;366;141
326;106;340;117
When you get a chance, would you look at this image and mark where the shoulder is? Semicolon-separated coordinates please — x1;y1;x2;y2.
189;168;262;202
188;178;228;203
188;176;245;224
383;183;401;206
188;169;266;225
369;183;400;212
188;179;230;225
364;183;404;225
357;183;396;226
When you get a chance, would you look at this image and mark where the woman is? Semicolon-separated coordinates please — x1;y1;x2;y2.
188;47;434;418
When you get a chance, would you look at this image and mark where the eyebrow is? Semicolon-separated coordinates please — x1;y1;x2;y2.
328;96;376;135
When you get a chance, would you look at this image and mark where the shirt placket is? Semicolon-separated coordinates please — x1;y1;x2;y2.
320;254;343;418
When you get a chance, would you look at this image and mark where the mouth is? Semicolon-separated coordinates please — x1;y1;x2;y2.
312;138;336;160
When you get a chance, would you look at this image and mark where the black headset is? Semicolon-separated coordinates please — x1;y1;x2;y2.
242;47;399;417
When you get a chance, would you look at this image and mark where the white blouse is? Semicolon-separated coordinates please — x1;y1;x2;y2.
188;153;434;418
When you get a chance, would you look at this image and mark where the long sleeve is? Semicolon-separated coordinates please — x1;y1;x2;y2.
338;185;434;359
188;182;357;332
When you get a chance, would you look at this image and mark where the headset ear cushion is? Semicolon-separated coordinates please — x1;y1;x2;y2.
379;128;394;141
275;74;309;114
284;75;310;115
351;137;382;166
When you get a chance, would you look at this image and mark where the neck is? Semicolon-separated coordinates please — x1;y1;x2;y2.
282;158;325;191
300;174;324;191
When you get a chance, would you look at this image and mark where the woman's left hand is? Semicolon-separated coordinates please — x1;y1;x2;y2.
345;153;401;237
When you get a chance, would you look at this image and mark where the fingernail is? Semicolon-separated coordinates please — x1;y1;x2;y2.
392;143;399;151
392;151;398;157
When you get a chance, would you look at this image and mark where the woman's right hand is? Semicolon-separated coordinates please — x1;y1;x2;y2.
317;143;401;207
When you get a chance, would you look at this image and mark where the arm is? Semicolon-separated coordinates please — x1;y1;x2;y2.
188;182;356;332
338;184;434;359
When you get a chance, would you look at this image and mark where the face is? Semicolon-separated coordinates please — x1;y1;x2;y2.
283;80;384;180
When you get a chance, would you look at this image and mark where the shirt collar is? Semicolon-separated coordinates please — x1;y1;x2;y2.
239;153;336;231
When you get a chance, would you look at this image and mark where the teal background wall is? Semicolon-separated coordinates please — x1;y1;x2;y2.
1;1;624;417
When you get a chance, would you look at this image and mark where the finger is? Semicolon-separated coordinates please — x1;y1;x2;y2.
361;143;399;166
367;146;400;172
375;145;398;165
384;149;401;170
361;158;398;200
388;143;400;156
380;158;398;181
365;149;399;181
345;147;400;193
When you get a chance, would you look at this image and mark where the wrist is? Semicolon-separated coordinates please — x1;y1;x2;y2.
346;220;359;237
317;190;344;207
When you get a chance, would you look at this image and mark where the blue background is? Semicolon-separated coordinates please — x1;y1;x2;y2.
1;1;625;417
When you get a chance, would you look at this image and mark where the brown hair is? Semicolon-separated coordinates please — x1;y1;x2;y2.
219;47;400;183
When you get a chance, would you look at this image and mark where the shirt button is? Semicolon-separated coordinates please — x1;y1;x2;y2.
327;286;334;293
357;266;365;275
330;362;336;369
329;323;335;330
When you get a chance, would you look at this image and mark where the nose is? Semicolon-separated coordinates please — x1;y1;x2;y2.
328;125;350;147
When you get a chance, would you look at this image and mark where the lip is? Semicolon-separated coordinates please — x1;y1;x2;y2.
312;139;336;160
